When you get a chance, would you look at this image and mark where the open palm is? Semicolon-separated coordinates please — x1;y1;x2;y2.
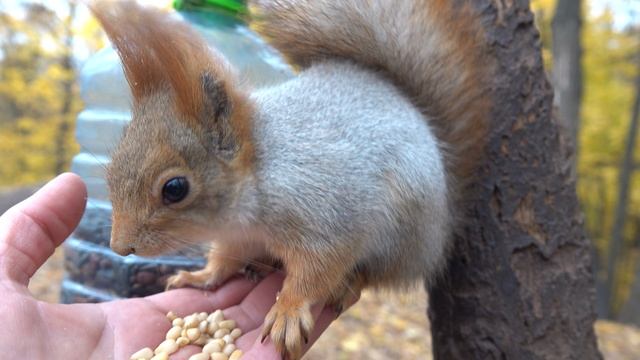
0;174;342;360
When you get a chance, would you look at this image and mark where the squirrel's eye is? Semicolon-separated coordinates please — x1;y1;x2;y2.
162;177;189;204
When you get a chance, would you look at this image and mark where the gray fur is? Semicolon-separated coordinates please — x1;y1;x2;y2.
245;61;451;287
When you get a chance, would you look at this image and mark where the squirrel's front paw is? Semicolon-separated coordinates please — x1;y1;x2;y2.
260;296;314;360
165;269;224;291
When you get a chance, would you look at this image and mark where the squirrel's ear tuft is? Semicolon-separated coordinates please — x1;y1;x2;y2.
201;72;232;121
200;72;237;158
197;71;255;170
89;1;230;121
90;1;255;169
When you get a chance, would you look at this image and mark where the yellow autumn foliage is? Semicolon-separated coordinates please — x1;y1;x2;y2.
0;2;103;188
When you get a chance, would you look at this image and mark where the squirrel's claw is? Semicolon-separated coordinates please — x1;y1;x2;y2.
261;296;314;360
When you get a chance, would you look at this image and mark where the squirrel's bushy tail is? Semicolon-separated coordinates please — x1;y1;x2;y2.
249;0;491;188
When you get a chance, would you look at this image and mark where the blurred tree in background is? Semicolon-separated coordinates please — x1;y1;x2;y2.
0;1;103;186
534;0;640;324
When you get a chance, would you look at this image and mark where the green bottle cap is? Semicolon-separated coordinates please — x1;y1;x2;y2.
173;0;246;14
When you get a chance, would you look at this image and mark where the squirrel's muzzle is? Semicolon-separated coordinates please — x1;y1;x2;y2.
110;216;137;256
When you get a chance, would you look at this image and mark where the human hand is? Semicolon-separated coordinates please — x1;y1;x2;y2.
0;173;351;359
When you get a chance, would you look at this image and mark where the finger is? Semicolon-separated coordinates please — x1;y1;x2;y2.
239;291;360;359
0;173;86;285
237;303;326;356
222;272;285;332
238;306;326;359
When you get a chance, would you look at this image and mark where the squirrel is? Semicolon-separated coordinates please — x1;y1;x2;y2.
89;0;491;358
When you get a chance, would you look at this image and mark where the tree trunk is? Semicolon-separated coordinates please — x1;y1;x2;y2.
54;2;76;175
619;260;640;325
593;175;610;317
552;0;582;176
428;1;600;359
604;69;640;318
619;217;640;325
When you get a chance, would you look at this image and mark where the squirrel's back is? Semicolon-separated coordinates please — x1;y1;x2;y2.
252;61;450;286
250;0;491;196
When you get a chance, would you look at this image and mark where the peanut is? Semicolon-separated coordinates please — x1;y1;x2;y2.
202;341;223;354
208;338;226;348
194;335;209;346
154;339;178;355
198;312;208;321
213;328;230;339
176;337;189;347
218;320;236;330
229;350;243;360
210;353;229;360
150;353;168;360
184;315;199;329
229;328;242;339
198;320;208;333
166;326;182;340
166;311;177;321
208;309;224;323
222;334;234;344
187;328;201;341
172;318;184;327
222;344;236;356
188;353;210;360
129;347;154;360
207;321;219;335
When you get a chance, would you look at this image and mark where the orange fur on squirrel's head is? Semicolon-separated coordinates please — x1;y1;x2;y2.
89;1;255;256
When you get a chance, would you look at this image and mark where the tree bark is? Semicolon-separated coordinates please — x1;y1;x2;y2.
552;0;582;176
604;70;640;319
428;1;600;359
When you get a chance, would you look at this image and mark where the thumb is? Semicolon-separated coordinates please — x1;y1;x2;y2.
0;173;87;286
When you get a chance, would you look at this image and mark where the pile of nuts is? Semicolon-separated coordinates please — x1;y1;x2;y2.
130;310;244;360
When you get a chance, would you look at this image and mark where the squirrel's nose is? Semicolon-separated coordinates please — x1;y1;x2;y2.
110;240;136;256
110;231;136;256
110;218;136;255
